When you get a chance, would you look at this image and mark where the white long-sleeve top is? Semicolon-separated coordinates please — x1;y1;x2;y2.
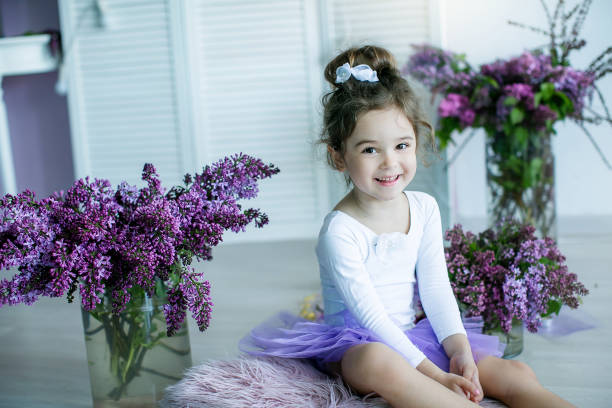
316;191;466;367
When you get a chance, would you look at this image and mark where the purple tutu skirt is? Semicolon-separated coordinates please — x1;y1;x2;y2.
240;311;505;372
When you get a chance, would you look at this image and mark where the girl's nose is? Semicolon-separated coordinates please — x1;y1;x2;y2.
380;151;397;169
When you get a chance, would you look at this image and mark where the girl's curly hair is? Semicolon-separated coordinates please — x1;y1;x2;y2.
320;45;435;170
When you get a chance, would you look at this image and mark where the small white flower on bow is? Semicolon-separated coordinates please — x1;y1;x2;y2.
335;63;379;83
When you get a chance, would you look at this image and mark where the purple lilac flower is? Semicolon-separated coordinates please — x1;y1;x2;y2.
554;68;595;117
481;52;558;86
448;71;477;91
403;44;459;90
501;269;528;331
444;220;588;333
438;93;476;126
0;153;280;337
163;285;187;336
406;44;599;148
494;83;533;128
504;84;535;108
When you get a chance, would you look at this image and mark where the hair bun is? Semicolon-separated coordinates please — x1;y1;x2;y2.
324;45;398;88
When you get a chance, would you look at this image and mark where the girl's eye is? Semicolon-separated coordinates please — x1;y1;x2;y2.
397;143;409;150
362;147;377;154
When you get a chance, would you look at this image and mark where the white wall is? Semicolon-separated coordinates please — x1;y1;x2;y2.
440;0;612;220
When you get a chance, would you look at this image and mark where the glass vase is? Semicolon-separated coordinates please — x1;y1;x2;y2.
484;319;524;359
485;130;557;238
81;282;192;407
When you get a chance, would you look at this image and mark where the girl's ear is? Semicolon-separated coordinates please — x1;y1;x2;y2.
327;145;345;171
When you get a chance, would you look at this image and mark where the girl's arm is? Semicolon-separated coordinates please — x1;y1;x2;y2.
415;194;467;345
414;194;482;401
442;333;472;357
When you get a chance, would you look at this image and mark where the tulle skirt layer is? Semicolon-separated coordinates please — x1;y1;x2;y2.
239;312;505;372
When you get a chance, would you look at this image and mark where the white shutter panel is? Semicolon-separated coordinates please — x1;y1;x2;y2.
59;0;190;188
186;0;328;241
323;0;450;229
326;0;434;64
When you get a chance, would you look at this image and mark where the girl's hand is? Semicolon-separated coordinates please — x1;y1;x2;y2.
449;352;483;403
437;372;481;401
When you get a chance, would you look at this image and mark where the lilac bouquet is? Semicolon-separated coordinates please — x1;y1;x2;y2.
445;220;588;334
404;0;611;238
0;153;279;400
404;0;610;151
0;153;279;333
405;46;598;149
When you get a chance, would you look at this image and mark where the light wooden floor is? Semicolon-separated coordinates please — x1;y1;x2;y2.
0;220;610;407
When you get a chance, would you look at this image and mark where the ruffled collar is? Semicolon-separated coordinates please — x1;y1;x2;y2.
329;191;413;238
328;191;415;259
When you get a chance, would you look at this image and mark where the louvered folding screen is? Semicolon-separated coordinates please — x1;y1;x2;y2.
59;0;445;240
326;0;434;65
184;0;328;241
58;0;191;188
323;0;450;229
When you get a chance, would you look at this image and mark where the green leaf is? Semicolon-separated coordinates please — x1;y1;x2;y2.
548;101;562;118
507;156;524;174
514;127;529;150
543;299;563;317
534;92;542;108
530;158;543;175
482;76;500;89
540;82;555;100
504;96;518;106
155;279;165;297
510;107;525;125
436;117;461;150
524;157;543;188
539;257;555;266
555;91;574;115
500;179;518;191
502;122;513;136
437;130;452;150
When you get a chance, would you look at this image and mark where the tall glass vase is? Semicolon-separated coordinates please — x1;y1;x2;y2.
484;319;524;359
81;282;192;407
485;130;557;238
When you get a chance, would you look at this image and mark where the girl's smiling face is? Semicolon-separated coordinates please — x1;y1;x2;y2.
331;106;417;203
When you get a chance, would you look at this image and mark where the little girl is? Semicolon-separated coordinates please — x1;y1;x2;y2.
241;45;576;408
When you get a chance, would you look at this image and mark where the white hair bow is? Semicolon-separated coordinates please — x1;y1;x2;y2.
335;63;379;83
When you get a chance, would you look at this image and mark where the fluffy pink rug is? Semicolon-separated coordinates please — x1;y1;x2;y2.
160;356;508;407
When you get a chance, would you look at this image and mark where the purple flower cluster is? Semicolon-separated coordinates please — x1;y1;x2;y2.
403;45;460;91
554;68;596;118
405;45;596;136
439;94;476;127
0;153;279;336
481;52;556;86
445;220;588;333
